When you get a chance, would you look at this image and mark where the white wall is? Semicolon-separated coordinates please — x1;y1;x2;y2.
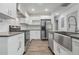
62;4;79;31
40;15;51;19
0;20;9;32
51;4;79;32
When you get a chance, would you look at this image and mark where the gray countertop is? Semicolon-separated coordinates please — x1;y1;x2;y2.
21;29;40;31
70;34;79;39
0;32;23;37
20;30;30;32
21;28;40;31
47;30;79;39
47;30;79;34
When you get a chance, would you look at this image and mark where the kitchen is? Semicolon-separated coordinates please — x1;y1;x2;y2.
0;3;79;55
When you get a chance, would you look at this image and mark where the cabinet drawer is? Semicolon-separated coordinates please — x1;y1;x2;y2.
59;45;72;55
72;38;79;55
8;36;19;55
53;41;60;55
60;48;70;55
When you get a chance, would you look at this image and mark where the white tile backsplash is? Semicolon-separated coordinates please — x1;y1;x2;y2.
0;20;9;32
0;18;20;32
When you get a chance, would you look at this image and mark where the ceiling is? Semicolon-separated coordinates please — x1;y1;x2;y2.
19;3;71;16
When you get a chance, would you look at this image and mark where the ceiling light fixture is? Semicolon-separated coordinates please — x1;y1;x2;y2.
55;13;59;16
38;3;43;6
45;8;49;11
31;8;35;11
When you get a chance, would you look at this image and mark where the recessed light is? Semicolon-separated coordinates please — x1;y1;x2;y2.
38;3;43;6
31;8;35;11
55;13;59;15
45;8;49;11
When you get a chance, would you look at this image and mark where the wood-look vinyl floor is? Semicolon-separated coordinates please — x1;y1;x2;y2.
25;40;52;55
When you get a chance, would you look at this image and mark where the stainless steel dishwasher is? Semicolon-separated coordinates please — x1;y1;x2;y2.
54;33;72;51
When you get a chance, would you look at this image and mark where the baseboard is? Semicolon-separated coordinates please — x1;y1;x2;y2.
31;39;41;40
48;46;55;55
23;51;26;55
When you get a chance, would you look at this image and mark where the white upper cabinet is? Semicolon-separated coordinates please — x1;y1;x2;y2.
0;3;16;18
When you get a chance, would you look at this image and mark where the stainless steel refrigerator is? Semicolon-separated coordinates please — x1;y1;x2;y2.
41;19;51;40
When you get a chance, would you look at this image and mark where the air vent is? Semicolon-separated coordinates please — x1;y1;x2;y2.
61;3;71;7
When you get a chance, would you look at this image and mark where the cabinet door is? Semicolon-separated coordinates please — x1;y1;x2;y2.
8;35;19;55
48;33;52;49
0;3;8;15
48;33;53;51
10;4;16;18
53;41;60;55
0;3;16;18
8;33;24;55
60;48;69;55
54;33;59;43
72;38;79;55
17;33;24;55
0;38;8;55
59;45;72;55
30;31;40;40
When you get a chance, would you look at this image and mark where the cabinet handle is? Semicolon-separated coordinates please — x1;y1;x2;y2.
17;40;21;51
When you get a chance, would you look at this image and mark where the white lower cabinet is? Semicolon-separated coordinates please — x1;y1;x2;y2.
0;33;24;55
48;33;53;51
60;48;70;55
17;34;24;55
8;35;19;55
72;38;79;55
30;31;40;40
0;38;8;55
8;33;24;55
59;45;72;55
53;41;60;55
